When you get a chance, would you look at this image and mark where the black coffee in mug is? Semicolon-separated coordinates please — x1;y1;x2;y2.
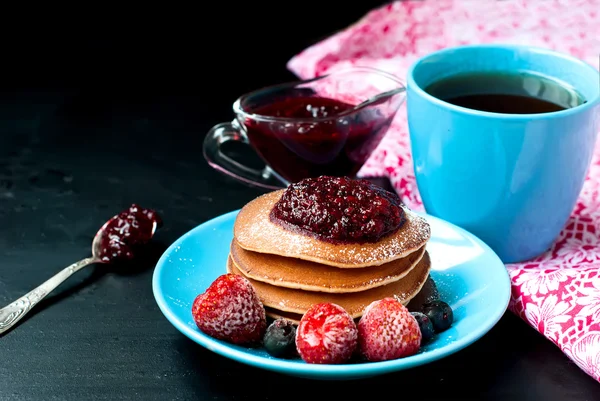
425;71;586;114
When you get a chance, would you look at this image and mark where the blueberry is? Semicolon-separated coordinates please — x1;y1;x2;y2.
263;318;296;358
410;312;435;342
422;301;453;332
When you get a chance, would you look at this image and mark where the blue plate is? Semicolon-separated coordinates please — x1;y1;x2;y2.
152;210;511;380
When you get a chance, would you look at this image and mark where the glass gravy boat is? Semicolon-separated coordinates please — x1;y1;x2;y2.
203;67;406;189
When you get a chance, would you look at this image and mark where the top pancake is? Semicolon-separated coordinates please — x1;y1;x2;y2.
234;190;431;268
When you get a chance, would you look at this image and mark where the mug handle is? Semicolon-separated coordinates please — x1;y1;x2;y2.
202;120;289;190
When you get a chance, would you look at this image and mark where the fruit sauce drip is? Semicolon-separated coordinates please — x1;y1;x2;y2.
270;176;405;244
97;204;162;263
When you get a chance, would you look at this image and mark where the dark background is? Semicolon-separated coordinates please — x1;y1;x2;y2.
1;2;600;400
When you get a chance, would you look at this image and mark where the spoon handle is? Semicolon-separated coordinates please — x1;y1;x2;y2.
0;256;97;336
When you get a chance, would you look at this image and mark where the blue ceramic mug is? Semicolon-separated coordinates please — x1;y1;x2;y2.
407;45;600;263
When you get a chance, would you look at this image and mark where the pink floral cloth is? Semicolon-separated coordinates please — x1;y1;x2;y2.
287;0;600;381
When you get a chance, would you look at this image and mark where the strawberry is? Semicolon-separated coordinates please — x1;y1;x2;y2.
192;273;266;345
358;297;421;362
295;303;358;364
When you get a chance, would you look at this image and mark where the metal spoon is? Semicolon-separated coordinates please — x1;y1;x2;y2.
0;211;159;336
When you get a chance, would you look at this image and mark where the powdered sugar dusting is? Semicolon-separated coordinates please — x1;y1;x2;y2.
234;190;430;268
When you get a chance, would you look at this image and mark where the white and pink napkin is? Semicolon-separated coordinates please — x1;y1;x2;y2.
288;0;600;381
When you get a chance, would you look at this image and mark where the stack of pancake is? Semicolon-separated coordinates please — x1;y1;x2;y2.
228;190;432;323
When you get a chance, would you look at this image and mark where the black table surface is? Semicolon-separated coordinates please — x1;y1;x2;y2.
1;4;599;401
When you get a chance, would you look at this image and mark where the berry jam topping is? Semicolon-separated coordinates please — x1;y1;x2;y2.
270;176;405;244
97;204;162;263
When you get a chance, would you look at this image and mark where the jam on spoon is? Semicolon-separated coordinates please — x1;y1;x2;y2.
95;204;162;262
0;204;161;336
